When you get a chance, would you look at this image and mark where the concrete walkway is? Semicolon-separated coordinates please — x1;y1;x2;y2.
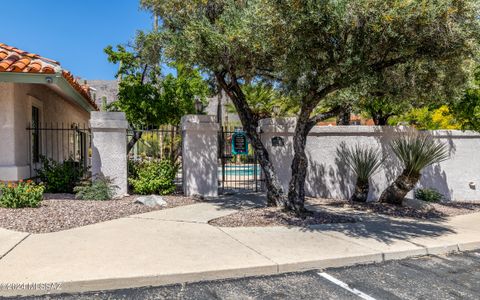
0;194;479;297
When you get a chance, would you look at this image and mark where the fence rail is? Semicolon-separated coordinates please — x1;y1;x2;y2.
127;125;183;188
26;123;91;179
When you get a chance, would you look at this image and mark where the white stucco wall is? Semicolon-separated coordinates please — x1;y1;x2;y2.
0;82;90;181
90;112;128;198
260;118;480;202
182;115;219;197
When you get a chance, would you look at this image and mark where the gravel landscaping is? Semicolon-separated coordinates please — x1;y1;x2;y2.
209;198;480;227
209;207;357;227
308;198;480;219
0;194;196;234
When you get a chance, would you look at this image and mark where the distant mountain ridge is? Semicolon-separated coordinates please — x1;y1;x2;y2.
87;80;119;108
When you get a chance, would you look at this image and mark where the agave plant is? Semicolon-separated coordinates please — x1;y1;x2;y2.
338;144;384;202
379;133;449;205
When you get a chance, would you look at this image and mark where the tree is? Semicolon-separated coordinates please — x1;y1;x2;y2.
105;32;209;153
143;0;479;215
450;66;480;131
225;83;297;120
379;134;449;205
390;105;462;129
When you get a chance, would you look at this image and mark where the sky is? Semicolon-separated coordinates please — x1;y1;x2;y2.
2;0;153;80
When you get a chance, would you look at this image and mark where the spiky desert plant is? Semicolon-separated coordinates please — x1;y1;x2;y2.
338;144;384;202
379;133;449;205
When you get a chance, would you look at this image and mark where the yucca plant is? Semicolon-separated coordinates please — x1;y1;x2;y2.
379;133;449;205
338;144;384;202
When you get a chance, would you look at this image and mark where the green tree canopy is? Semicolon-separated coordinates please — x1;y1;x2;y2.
142;0;480;213
450;66;480;131
105;31;209;152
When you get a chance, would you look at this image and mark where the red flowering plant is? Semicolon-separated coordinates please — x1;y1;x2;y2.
0;180;44;208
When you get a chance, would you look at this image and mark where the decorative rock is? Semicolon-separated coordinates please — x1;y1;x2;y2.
134;195;167;207
403;198;435;211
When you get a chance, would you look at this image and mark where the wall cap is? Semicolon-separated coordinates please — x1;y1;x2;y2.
259;118;480;138
90;112;128;129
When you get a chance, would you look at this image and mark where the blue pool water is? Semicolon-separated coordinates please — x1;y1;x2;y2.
220;165;261;176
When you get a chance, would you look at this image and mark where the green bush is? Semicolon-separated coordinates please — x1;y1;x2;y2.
35;156;86;193
74;176;117;200
129;160;177;195
415;188;443;202
0;180;45;208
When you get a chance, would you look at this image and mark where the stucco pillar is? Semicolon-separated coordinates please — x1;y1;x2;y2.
181;115;219;198
90;112;128;198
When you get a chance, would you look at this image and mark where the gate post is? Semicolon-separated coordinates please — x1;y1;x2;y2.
90;112;129;198
181;115;219;198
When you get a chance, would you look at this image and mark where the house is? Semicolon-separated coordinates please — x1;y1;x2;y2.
0;43;98;181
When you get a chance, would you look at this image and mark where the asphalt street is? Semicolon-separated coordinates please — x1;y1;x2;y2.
7;250;480;300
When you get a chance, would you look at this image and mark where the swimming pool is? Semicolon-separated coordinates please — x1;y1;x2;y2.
220;165;261;176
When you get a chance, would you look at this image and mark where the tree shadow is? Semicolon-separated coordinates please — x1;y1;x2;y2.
303;214;455;244
206;192;267;210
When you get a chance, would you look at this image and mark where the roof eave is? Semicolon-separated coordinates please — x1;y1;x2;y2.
0;72;96;112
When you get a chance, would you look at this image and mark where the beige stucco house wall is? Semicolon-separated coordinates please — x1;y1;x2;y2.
0;82;92;181
0;42;97;181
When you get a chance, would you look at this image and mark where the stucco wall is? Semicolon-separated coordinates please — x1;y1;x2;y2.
0;82;90;181
260;118;480;202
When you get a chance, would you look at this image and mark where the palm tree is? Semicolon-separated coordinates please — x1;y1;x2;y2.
338;144;384;202
379;133;449;205
225;83;296;121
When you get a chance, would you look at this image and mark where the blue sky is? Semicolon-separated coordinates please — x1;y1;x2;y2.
2;0;152;80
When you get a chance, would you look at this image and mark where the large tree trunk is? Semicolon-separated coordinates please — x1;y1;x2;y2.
350;179;369;203
215;72;286;206
286;116;310;214
379;171;420;205
286;100;340;215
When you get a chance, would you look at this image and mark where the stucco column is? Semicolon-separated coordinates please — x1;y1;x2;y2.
90;112;128;198
181;115;219;198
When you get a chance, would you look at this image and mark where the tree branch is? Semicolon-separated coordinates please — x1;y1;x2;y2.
307;107;342;130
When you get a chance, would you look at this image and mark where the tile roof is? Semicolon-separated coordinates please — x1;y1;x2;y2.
0;43;98;110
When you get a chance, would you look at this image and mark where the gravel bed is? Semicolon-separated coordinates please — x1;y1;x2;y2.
308;198;480;219
0;194;196;234
209;207;357;227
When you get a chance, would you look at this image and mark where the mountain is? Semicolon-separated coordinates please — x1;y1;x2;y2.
87;80;119;108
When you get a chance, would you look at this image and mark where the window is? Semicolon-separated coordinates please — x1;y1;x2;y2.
31;106;40;163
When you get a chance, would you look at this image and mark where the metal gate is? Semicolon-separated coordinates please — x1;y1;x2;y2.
219;126;263;193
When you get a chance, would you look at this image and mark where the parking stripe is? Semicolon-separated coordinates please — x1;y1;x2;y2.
318;272;377;300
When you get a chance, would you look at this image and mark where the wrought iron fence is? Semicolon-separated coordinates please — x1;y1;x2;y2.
127;125;183;187
26;123;91;179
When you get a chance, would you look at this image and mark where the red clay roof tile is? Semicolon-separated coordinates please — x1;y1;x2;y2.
0;42;97;110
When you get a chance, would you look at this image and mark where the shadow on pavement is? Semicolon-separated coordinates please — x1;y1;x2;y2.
208;192;456;245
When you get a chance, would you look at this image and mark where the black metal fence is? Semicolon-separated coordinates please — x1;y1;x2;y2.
127;125;183;187
219;126;263;193
26;123;91;179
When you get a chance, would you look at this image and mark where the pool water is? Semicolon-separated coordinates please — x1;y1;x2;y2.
220;165;261;176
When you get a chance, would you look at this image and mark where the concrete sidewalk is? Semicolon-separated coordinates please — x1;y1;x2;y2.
1;195;480;297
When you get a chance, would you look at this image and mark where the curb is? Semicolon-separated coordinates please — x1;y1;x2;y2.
0;241;477;298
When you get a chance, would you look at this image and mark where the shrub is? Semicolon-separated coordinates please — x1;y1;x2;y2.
74;176;117;200
415;188;443;202
379;133;449;205
129;160;177;195
35;156;86;193
338;143;384;202
0;180;44;208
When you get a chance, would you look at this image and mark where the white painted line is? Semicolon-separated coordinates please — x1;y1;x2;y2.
318;272;377;300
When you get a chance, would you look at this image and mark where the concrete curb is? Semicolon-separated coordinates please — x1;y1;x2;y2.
1;240;477;298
